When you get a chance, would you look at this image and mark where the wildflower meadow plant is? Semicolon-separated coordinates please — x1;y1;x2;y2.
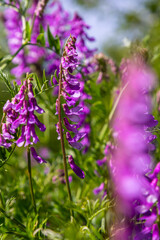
112;59;159;239
0;0;160;239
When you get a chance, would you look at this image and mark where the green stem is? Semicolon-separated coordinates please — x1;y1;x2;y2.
22;15;27;44
58;63;73;219
0;143;16;168
0;43;57;71
27;146;37;214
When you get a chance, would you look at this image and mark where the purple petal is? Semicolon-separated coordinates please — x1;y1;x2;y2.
68;155;85;179
3;100;12;112
30;147;47;164
69;141;83;150
152;224;159;240
16;126;25;147
35;115;46;132
72;132;86;142
96;157;107;166
93;183;105;195
63;117;78;133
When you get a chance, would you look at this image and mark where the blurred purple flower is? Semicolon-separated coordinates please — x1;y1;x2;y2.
112;59;159;239
93;182;105;195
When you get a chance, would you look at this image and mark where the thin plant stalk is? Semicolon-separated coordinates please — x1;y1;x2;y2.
27;146;37;214
58;63;73;218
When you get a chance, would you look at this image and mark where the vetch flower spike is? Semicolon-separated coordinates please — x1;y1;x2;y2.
56;36;86;151
0;77;46;164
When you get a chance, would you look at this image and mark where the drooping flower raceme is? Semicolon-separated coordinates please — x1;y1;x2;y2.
111;60;159;239
56;36;85;179
0;78;46;164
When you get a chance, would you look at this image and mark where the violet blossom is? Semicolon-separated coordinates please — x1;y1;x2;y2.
68;155;85;179
56;36;85;178
0;78;46;164
111;59;159;239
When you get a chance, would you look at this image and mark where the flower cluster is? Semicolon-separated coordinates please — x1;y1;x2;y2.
56;36;85;178
4;0;94;152
112;60;159;239
0;78;46;164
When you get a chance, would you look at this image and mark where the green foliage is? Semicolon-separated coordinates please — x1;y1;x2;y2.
47;26;61;55
25;21;31;42
36;33;45;47
0;71;15;97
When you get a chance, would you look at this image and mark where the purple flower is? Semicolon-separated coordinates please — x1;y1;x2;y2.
93;183;105;195
68;155;85;179
111;59;159;239
96;157;107;166
0;78;46;164
152;224;159;240
56;36;86;154
30;147;46;164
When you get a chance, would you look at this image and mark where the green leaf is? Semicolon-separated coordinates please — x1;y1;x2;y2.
0;55;12;64
33;73;41;91
88;207;107;221
54;69;59;82
42;69;48;88
0;71;14;97
42;69;46;84
40;24;45;34
37;33;45;47
54;36;61;55
47;26;55;48
47;26;61;54
50;75;54;86
25;21;31;41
